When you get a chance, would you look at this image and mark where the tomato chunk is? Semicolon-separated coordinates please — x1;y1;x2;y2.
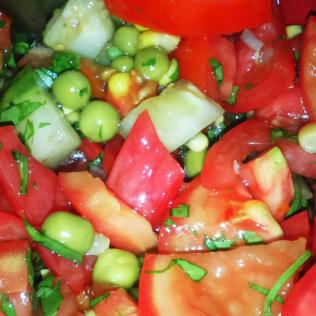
140;239;306;316
105;0;271;37
107;111;184;228
59;171;158;254
0;240;29;294
300;16;316;121
0;212;28;241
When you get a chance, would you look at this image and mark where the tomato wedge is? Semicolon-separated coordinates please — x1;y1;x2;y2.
300;15;316;121
0;212;28;241
107;111;184;228
282;262;316;316
140;239;306;316
105;0;271;37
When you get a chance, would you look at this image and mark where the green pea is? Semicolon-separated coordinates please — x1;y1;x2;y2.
111;55;134;73
52;70;91;110
135;47;170;81
79;100;120;143
93;248;140;289
41;211;95;255
113;26;139;56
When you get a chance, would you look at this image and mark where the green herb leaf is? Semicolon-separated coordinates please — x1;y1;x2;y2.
205;234;236;251
248;282;284;304
0;294;17;316
170;204;190;218
79;87;89;97
12;151;29;195
242;231;263;245
38;122;51;129
89;293;110;309
271;128;297;142
293;50;299;62
0;101;42;125
0;20;6;29
164;218;176;233
24;218;83;264
227;85;240;105
142;58;156;67
35;68;58;88
147;258;207;282
209;58;223;87
15;42;30;55
26;247;34;287
129;287;139;301
36;274;63;316
287;175;312;217
23;120;35;142
263;251;312;316
51;52;80;74
7;53;16;69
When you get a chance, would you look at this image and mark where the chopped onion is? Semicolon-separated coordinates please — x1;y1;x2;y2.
241;29;264;51
86;233;110;256
120;80;224;152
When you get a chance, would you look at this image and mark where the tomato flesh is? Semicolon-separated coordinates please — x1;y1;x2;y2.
105;0;271;37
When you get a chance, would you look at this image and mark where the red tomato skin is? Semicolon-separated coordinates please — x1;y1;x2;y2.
280;0;316;25
8;291;32;316
0;212;28;241
276;139;316;179
0;240;29;294
140;239;306;316
93;289;138;316
35;245;94;295
174;36;236;101
280;211;311;245
255;86;307;132
102;134;124;176
106;112;184;228
79;138;103;161
0;126;64;227
229;41;296;113
105;0;271;37
0;12;11;50
59;171;158;254
57;281;82;316
201;119;272;192
282;263;316;316
300;16;316;121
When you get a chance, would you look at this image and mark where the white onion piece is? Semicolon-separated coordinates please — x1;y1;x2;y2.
241;29;264;51
86;233;110;256
120;80;224;152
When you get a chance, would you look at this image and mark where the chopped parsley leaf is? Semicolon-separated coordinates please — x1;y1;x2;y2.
170;204;190;218
248;282;284;303
0;20;6;29
164;218;176;233
204;234;236;251
79;87;89;97
12;151;29;195
38;122;51;129
23;120;35;142
244;83;257;90
147;258;207;282
15;42;30;55
142;58;156;67
0;294;16;316
89;293;110;308
51;52;80;74
209;58;223;87
242;231;263;245
226;85;240;105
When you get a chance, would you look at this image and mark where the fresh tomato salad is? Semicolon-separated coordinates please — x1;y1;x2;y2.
0;0;316;315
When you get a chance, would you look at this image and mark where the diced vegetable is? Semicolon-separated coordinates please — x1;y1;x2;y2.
0;67;81;169
113;26;139;57
120;80;224;152
43;0;114;59
298;122;316;154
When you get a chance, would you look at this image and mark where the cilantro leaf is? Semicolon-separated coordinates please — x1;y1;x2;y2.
226;85;240;105
271;128;297;142
51;52;80;74
36;275;63;316
0;294;16;316
0;20;6;29
38;122;51;129
248;282;284;304
89;293;110;308
204;234;236;251
23;120;35;142
26;247;34;287
106;46;124;61
164;218;176;233
242;231;263;245
0;101;42;125
209;58;223;87
12;151;29;195
170;204;190;218
147;258;207;282
286;175;312;217
24;218;83;264
170;64;179;81
14;42;30;55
